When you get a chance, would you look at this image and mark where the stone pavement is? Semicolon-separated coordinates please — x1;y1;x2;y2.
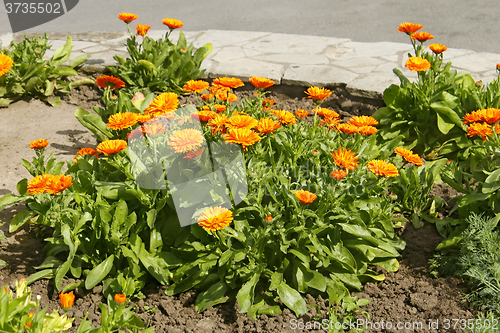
1;29;499;99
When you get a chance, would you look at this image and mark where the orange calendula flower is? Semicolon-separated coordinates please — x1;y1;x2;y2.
210;84;231;94
30;139;49;149
410;32;434;42
405;57;431;71
481;108;500;124
366;160;399;177
265;215;273;223
74;148;99;163
212;104;227;113
331;169;348;180
463;109;485;125
273;110;297;125
184;148;204;159
213;77;245;89
304;86;332;101
183;80;209;94
144;92;179;117
295;109;309;118
193;110;217;122
337;123;360;134
97;139;128;155
332;148;359;171
256;117;281;134
95;75;125;89
25;312;34;328
467;122;493;141
168;128;204;153
215;92;237;102
223;128;261;151
27;174;53;195
136;114;153;124
348;116;378;127
59;292;75;310
46;175;73;195
114;294;127;304
249;77;275;89
106;112;138;130
207;114;228;135
118;13;138;23
357;126;378;135
397;22;423;35
226;114;258;130
394;147;423;166
429;43;447;54
263;98;275;107
201;93;215;101
497;63;500;72
136;24;151;37
162;18;183;29
198;206;233;232
294;189;317;204
0;54;14;77
142;123;167;137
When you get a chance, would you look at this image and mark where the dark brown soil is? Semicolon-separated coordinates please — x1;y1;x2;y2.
0;78;476;333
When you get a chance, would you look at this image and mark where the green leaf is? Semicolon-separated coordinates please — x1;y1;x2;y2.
26;269;56;285
483;168;500;194
75;108;113;141
0;194;24;211
237;272;260;313
51;36;73;67
436;113;455;134
9;210;35;233
55;259;72;292
52;67;77;76
277;281;308;316
85;255;114;289
194;281;229;312
71;54;89;68
296;262;326;292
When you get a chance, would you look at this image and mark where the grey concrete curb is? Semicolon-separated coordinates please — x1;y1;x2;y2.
1;29;500;100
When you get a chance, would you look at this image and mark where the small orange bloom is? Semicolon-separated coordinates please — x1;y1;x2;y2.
265;215;273;223
405;57;431;71
97;139;128;155
223;128;261;151
273;110;297;125
212;104;227;113
114;294;127;304
201;93;215;101
410;32;434;42
348;116;378;127
304;86;332;101
136;24;151;37
198;206;233;232
212;77;245;89
295;109;309;118
394;147;423;166
168;128;204;153
249;77;275;89
294;190;317;204
162;18;183;29
144;92;179;117
106;112;138;130
357;126;378;135
46;175;73;195
256;117;281;134
332;148;359;171
331;169;348;180
366;160;399;177
429;43;447;54
193;110;217;122
226;114;258;130
183;80;209;94
27;174;53;195
262;98;275;107
337;123;360;134
136;114;153;124
25;312;34;328
142;123;167;137
467;122;493;141
118;13;138;23
59;292;75;310
397;22;423;35
95;75;125;89
30;139;49;149
0;54;14;77
74;148;99;162
215;92;237;102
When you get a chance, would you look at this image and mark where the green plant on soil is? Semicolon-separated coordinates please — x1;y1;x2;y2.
431;213;500;315
0;34;93;106
107;14;212;94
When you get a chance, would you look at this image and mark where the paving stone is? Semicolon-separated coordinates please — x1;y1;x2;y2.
327;41;412;60
347;74;400;98
331;57;386;74
114;46;128;52
449;52;500;73
210;46;247;63
439;47;475;60
282;65;358;86
210;58;284;82
103;35;128;45
0;33;13;48
253;53;329;65
68;41;97;51
90;51;129;66
48;40;68;50
245;33;348;55
191;30;271;49
82;45;110;53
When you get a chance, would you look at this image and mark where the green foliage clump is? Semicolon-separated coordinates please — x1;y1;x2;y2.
432;213;500;314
